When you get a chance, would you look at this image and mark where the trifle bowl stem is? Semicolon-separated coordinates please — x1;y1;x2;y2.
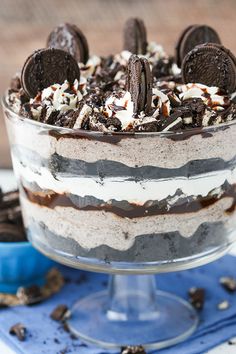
67;274;198;350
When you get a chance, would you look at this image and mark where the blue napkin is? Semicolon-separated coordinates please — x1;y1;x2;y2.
0;255;236;354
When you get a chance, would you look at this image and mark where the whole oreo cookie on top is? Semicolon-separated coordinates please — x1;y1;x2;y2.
182;43;236;93
47;23;89;64
176;25;221;66
175;25;195;67
123;17;147;54
21;48;81;98
126;54;152;114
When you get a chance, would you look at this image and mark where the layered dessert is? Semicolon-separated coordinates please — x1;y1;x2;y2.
4;20;236;264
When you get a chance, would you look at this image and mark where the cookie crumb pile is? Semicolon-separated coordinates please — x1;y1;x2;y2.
7;19;236;133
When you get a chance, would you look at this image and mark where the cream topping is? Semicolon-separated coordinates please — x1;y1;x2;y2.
29;79;86;120
178;83;228;108
79;55;101;78
104;91;135;130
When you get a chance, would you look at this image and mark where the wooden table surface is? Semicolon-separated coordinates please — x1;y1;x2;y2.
1;0;236;168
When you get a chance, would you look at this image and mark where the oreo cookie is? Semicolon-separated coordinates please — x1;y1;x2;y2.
9;323;27;342
175;25;195;67
220;276;236;293
126;55;152;114
21;48;81;98
189;287;205;310
123;18;147;54
176;25;221;66
0;189;26;242
182;43;236;93
17;285;44;305
50;304;69;322
121;346;146;354
158;112;183;131
47;23;89;64
0;223;26;242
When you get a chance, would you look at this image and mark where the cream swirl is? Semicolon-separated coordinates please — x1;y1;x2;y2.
104;91;135;130
29;79;86;120
178;83;230;108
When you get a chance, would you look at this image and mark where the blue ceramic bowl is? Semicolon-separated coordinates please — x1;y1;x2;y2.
0;241;54;293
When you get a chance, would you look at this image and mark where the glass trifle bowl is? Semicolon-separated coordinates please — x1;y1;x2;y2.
3;96;236;350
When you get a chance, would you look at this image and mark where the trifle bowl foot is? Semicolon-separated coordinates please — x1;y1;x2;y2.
66;274;198;350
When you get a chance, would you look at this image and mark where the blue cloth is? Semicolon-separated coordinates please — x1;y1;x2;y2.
0;255;236;354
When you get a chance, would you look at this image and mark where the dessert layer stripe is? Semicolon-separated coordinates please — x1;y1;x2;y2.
27;220;235;263
21;195;235;248
7;117;236;168
12;144;236;179
14;158;236;203
21;183;236;219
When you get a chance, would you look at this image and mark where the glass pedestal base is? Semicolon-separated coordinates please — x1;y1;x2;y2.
66;275;198;350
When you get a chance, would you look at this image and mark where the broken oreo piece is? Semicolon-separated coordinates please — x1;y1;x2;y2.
182;43;236;93
134;119;159;132
123;18;147;54
47;23;89;64
152;57;175;80
9;323;27;341
17;285;44;305
106;117;122;131
158;112;183;131
0;189;26;241
126;55;152;114
50;304;69;322
121;346;146;354
176;25;221;66
220;277;236;293
189;287;205;310
21;48;81;98
55;109;81;129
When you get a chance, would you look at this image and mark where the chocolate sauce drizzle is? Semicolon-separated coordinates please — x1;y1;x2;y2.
46;126;220;144
47;129;135;145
